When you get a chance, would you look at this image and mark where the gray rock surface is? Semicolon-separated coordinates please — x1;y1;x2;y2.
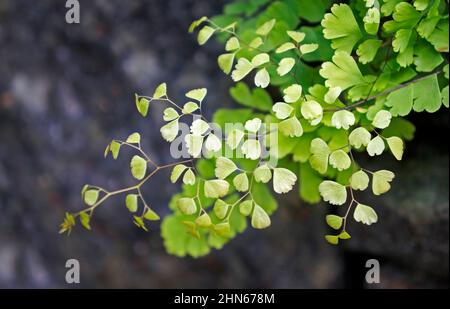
0;0;448;288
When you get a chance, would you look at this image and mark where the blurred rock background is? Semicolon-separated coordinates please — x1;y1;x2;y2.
0;0;448;288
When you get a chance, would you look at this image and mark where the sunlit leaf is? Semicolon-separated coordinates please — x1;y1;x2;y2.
254;164;272;183
80;212;91;230
144;208;160;221
214;199;229;220
231;58;254;82
279;116;303;137
251;204;271;229
177;198;197;215
331;110;355;129
321;3;362;53
372;110;392;129
227;129;245;150
283;84;302;103
218;53;235;75
272;102;294;120
182;102;199;114
349;127;371;148
254;68;270;88
204;133;222;152
153;83;167;99
170;164;187;183
160;119;179;142
287;30;306;43
319;180;347;205
329;150;351;171
273;168;297;194
276;42;296;53
195;213;212;227
130;155;147;180
325;235;339;245
126;132;141;144
109;141;121;159
354;203;378;225
204;179;230;198
256;19;276;36
367;136;385;156
350;170;369;191
186;88;207;103
163;107;179;121
215;157;237;179
233;173;249;192
372;170;395;195
125;194;138;213
251;53;270;67
241;139;261;160
185;134;204;158
277;58;296;76
301;100;323;121
135;95;150;117
84;189;99;206
326;214;343;230
188;16;207;33
386;136;404;160
197;25;215;45
239;200;253;217
244;118;262;133
309;138;330;174
225;36;240;51
182;168;196;185
190;119;209;135
300;43;319;54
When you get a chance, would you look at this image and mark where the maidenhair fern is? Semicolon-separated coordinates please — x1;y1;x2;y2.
61;0;449;257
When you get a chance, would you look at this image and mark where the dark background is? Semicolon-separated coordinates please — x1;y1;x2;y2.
0;0;448;288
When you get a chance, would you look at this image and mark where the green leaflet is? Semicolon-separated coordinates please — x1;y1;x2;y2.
372;170;395;195
273;167;297;194
153;83;167;99
326;214;343;230
231;58;254;82
230;82;273;112
354;203;378;225
319;180;347;205
385;74;444;115
125;194;138;213
350;170;370;191
84;189;99;206
198;25;216;45
412;74;443;112
321;4;362;53
296;0;330;23
298;162;322;204
357;39;382;64
364;8;380;35
135;95;149;117
299;25;334;62
251;205;271;229
320;51;375;101
218;53;235;74
130;155;147;180
126;132;141;144
309;137;330;175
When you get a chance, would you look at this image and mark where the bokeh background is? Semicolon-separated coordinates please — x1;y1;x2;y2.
0;0;448;288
